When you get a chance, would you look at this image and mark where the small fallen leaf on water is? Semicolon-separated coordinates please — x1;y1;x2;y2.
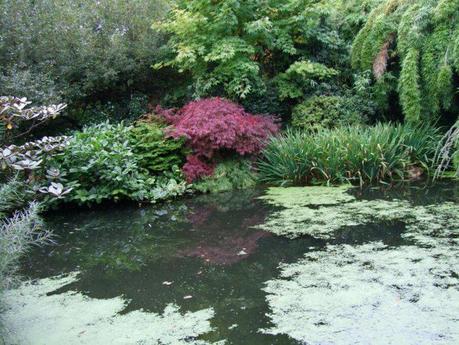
183;295;193;300
162;281;173;286
237;250;247;256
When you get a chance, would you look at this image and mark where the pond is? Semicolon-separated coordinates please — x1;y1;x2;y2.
2;182;459;345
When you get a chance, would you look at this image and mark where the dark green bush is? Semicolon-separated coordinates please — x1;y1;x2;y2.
68;93;150;128
128;123;187;175
258;124;440;186
292;95;367;130
0;0;168;105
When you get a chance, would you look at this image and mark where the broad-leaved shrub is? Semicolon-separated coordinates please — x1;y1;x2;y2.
51;122;187;205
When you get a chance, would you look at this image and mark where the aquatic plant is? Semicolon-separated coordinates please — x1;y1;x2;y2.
262;242;459;344
2;273;223;345
258;123;439;186
157;98;279;182
256;185;459;240
260;183;459;343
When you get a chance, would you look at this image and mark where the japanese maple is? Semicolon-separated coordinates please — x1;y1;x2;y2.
157;97;279;182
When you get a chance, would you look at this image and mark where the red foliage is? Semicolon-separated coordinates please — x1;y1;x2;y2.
182;155;214;183
156;97;279;158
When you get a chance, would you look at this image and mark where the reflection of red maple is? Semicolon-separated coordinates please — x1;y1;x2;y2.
187;207;214;226
178;231;270;265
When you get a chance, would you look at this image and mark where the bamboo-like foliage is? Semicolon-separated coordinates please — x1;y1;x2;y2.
352;0;459;123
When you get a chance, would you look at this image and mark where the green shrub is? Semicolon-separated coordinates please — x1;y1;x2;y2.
65;93;152;128
292;95;367;130
0;0;168;105
258;123;440;186
128;123;187;175
51;122;187;205
193;159;257;194
0;177;31;219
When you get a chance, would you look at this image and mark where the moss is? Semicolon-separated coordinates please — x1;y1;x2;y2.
2;273;223;345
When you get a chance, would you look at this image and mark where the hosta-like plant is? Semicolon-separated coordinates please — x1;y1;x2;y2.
51;122;188;205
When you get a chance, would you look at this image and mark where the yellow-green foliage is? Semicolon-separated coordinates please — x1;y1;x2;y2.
352;0;459;123
291;95;367;130
154;0;348;100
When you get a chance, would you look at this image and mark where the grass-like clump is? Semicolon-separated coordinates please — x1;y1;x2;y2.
258;123;439;186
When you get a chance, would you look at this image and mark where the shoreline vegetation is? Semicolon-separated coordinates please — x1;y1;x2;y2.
1;0;459;343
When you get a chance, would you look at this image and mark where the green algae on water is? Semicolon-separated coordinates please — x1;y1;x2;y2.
2;272;224;345
257;185;355;208
261;242;459;345
256;186;459;240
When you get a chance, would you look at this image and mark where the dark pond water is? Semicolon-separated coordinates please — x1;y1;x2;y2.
7;181;459;344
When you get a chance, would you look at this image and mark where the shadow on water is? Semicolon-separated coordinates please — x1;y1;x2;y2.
17;181;459;344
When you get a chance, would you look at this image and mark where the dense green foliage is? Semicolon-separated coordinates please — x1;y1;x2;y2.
0;177;30;219
155;0;349;103
193;159;256;194
128;122;187;174
0;0;168;105
50;123;188;205
352;0;459;123
258;124;440;185
291;95;367;130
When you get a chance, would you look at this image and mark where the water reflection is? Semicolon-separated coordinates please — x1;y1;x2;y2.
7;182;459;345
